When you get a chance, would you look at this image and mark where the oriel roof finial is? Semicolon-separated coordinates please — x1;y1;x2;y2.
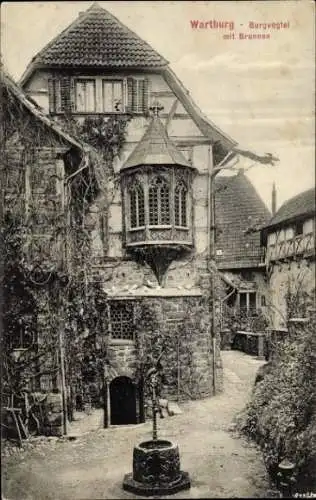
149;100;164;117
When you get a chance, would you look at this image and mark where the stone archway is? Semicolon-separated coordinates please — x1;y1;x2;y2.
110;376;137;425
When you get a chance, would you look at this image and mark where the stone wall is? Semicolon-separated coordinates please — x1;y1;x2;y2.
101;293;222;401
269;258;315;329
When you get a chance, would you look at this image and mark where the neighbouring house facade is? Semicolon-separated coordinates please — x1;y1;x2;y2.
214;170;271;331
7;2;276;426
2;69;102;434
261;187;316;330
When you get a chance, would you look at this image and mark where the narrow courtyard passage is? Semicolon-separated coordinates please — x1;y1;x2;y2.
2;352;272;499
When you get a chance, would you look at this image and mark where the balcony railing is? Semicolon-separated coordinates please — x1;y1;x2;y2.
266;232;315;262
125;225;193;247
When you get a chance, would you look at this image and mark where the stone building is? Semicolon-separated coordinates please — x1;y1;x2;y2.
261;187;315;329
2;68;89;360
15;3;274;425
2;69;99;434
214;170;271;329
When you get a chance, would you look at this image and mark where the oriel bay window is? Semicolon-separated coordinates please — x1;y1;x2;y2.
125;169;193;243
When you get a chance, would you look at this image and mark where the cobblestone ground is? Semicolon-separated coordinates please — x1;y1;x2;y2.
2;351;274;499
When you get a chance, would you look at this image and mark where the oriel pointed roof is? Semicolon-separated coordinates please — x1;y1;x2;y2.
21;2;167;83
122;114;193;171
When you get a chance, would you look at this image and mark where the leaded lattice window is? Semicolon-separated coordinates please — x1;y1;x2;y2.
149;177;170;225
175;182;187;227
109;301;134;340
129;184;145;228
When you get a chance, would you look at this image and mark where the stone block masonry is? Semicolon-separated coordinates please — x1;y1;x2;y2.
102;294;223;401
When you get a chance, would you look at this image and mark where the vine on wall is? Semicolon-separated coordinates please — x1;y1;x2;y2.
134;296;213;402
2;82;129;433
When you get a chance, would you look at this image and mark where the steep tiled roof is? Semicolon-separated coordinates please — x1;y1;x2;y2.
265;187;315;228
21;3;167;75
2;69;83;150
215;170;271;269
121;114;192;170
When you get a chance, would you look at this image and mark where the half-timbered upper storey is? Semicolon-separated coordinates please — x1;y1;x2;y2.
261;188;315;264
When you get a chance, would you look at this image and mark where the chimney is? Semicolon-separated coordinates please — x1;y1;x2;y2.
272;182;277;215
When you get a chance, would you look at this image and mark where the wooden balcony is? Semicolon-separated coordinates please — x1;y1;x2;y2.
266;232;315;262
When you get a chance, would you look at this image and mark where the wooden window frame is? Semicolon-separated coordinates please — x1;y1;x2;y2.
102;79;125;113
74;78;96;112
238;291;257;316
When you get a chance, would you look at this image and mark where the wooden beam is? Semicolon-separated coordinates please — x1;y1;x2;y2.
165;99;179;132
151;91;175;98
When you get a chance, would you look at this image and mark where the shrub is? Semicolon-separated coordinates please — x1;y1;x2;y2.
238;316;316;491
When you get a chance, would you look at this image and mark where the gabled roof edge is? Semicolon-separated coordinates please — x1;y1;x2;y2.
20;6;97;87
20;3;168;87
162;67;238;152
3;69;83;150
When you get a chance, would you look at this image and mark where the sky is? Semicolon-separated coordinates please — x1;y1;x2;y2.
2;0;315;211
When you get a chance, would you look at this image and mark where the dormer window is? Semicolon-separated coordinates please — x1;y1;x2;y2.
103;80;124;112
149;177;170;226
175;181;187;227
130;183;145;228
75;79;96;112
49;75;149;115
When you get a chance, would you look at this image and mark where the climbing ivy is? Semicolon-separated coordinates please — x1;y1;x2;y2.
2;83;129;433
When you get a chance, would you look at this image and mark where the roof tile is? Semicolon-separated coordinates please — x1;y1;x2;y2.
121;115;192;170
266;187;315;227
30;3;168;69
215;171;271;269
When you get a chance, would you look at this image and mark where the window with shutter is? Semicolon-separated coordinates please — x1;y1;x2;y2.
54;76;149;114
126;78;149;114
48;77;62;113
